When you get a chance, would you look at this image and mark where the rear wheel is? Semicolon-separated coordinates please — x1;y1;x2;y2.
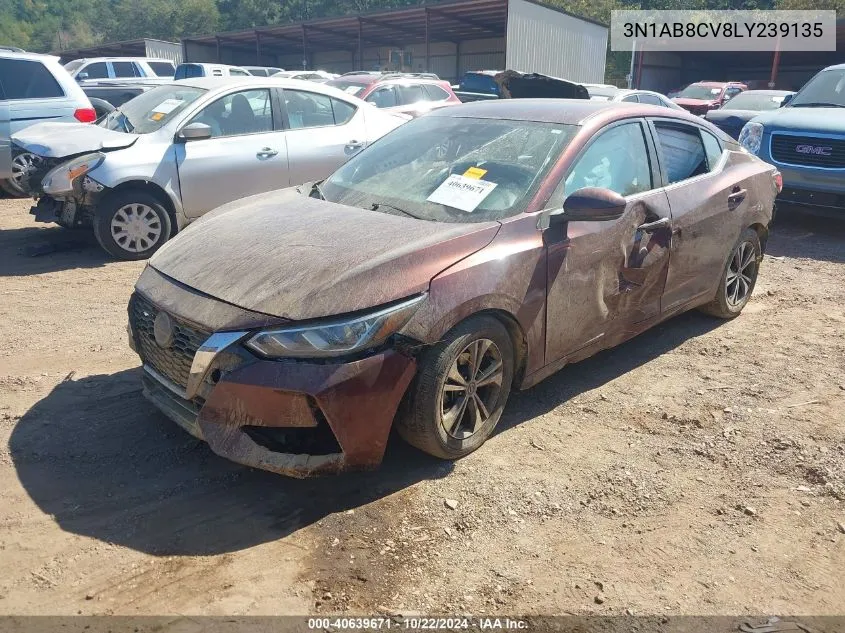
396;315;514;459
700;228;761;319
93;190;172;260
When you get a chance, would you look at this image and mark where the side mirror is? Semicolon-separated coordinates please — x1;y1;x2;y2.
177;122;212;142
76;72;89;81
551;187;626;225
780;93;794;107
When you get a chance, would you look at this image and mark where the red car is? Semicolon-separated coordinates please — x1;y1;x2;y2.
673;81;747;116
327;73;462;118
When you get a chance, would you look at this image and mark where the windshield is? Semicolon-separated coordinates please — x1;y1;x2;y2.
722;92;787;111
678;84;722;100
789;68;845;108
326;80;368;96
588;87;619;98
321;116;577;223
64;60;83;73
99;85;206;134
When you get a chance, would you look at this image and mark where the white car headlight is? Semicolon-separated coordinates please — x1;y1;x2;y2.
245;295;425;359
42;152;105;195
738;122;764;155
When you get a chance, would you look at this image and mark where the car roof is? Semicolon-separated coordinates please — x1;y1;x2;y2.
0;50;59;62
823;63;845;71
429;98;702;125
172;76;359;97
73;57;172;62
739;89;792;95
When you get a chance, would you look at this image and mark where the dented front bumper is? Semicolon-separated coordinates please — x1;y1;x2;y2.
132;292;417;478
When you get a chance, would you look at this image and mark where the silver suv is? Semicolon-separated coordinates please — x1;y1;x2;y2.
0;50;95;196
64;57;176;83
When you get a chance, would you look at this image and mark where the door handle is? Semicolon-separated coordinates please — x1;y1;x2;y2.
728;187;747;210
345;140;365;150
637;217;670;232
256;147;278;158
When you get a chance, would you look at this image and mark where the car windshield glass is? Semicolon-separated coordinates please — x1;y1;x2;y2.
722;92;786;111
99;85;206;134
321;116;578;223
789;69;845;107
326;80;367;95
588;87;618;98
678;84;721;100
64;60;83;73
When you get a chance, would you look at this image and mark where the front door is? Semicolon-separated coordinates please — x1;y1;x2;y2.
281;88;367;186
175;88;288;218
544;119;673;364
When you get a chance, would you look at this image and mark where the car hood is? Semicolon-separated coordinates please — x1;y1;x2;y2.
674;97;717;107
11;122;137;158
149;188;501;321
706;109;759;123
752;106;845;133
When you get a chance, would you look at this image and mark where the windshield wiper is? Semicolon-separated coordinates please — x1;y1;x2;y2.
370;202;428;220
790;102;845;108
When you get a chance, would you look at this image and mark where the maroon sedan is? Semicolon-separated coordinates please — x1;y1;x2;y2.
673;81;747;115
128;100;780;477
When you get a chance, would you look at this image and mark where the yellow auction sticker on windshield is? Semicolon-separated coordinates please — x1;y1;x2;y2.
150;112;165;121
463;166;487;179
427;174;497;212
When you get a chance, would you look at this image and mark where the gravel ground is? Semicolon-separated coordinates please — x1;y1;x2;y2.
0;196;843;616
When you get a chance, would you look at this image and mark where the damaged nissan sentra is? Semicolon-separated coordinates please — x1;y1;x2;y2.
128;99;781;477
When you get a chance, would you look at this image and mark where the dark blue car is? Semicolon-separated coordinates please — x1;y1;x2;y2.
739;63;845;217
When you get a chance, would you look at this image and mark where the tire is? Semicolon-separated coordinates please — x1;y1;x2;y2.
1;151;43;197
93;189;172;260
700;227;761;319
396;315;515;459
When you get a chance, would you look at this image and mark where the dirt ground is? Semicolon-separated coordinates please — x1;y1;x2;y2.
0;196;843;617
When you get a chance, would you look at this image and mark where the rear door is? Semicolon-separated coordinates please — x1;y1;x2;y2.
176;87;288;218
281;88;367;185
544;118;673;364
649;119;748;310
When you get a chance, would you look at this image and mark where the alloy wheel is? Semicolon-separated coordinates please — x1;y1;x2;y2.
725;240;757;307
439;338;504;439
9;152;42;195
110;203;163;254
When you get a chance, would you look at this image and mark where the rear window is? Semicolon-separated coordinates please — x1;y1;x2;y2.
326;80;368;96
112;61;138;78
0;59;64;99
459;73;498;94
229;69;250;76
174;64;205;80
148;61;176;77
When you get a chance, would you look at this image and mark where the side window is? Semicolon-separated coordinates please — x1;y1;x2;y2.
397;84;425;105
188;89;273;138
229;69;250;76
366;86;397;108
82;62;109;78
701;130;724;170
0;59;64;99
112;61;138;77
564;122;652;197
639;93;662;106
285;89;339;128
621;94;639;103
653;123;709;184
148;61;176;77
422;84;450;101
331;98;357;125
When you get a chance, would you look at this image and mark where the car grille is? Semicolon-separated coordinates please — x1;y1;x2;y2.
770;134;845;169
129;293;210;391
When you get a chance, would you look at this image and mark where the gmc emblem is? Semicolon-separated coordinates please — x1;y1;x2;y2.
795;144;833;156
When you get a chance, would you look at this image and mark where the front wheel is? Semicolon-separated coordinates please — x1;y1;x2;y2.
700;227;761;319
1;151;43;197
93;190;172;260
396;315;514;459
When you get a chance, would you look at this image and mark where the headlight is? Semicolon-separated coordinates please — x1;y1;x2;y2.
245;294;425;359
738;122;764;155
42;152;105;195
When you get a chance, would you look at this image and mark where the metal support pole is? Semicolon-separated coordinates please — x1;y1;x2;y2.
425;9;430;73
358;18;363;70
455;40;461;84
769;37;782;88
628;39;636;89
301;25;307;70
255;31;261;65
